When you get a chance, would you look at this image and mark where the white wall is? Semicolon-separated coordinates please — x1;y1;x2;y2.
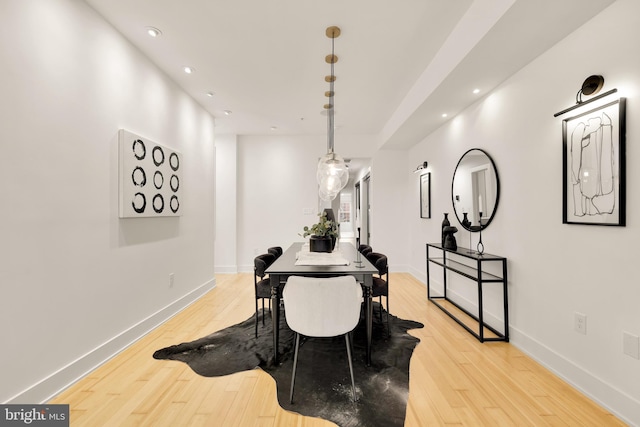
407;0;640;423
236;135;324;270
369;150;411;271
0;0;216;403
214;135;238;273
234;134;378;271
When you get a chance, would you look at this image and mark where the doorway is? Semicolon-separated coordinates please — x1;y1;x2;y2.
357;174;370;246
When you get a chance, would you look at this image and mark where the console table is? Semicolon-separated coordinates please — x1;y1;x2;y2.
426;243;509;342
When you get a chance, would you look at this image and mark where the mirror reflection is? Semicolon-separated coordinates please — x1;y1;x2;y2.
451;148;500;231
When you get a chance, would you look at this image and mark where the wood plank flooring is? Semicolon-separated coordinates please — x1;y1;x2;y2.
50;273;625;426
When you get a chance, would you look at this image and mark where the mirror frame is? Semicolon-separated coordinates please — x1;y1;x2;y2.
451;148;500;232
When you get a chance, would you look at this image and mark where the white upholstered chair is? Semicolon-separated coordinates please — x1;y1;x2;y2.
282;275;362;403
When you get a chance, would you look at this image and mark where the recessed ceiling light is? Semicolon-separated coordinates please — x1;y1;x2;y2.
146;27;162;37
473;88;480;94
441;113;448;118
270;126;278;131
223;110;232;116
183;66;194;74
206;92;215;97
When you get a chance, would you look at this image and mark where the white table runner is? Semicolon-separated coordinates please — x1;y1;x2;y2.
295;249;350;266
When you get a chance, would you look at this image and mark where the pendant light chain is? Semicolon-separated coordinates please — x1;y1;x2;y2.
317;26;348;202
327;31;335;154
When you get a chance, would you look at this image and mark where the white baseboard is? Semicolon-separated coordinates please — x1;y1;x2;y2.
238;264;253;273
407;265;426;283
7;278;216;405
407;271;639;426
510;329;639;427
214;265;238;274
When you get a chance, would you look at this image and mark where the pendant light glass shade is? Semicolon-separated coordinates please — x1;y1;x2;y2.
317;152;349;201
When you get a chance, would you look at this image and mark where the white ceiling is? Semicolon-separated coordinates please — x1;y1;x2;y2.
85;0;615;151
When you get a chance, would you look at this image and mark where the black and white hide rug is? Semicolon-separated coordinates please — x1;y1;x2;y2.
153;303;423;427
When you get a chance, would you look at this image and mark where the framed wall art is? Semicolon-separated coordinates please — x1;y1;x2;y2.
119;129;183;218
562;98;626;226
420;172;431;219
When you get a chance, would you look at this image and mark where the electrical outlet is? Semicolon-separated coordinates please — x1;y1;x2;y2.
303;208;313;215
623;331;639;359
574;312;587;335
169;273;175;288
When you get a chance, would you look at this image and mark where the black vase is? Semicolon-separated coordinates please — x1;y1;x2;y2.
462;212;471;229
310;235;332;253
443;226;458;251
441;213;450;246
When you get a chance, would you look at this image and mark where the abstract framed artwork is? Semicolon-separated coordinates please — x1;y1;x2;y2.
119;129;183;218
420;172;431;219
562;98;626;226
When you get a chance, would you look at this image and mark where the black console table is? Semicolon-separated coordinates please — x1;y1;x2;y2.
426;243;509;342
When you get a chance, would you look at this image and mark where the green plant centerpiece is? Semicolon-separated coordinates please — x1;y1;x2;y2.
301;211;338;253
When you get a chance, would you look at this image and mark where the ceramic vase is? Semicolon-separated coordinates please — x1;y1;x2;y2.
310;235;332;253
443;226;458;251
441;213;450;246
462;212;471;229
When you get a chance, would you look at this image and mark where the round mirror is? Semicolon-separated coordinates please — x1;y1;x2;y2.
451;148;500;231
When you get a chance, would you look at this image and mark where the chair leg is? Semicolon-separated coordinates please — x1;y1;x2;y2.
261;299;266;326
255;298;259;338
290;332;301;404
349;328;355;352
345;333;357;402
385;296;390;337
378;296;383;323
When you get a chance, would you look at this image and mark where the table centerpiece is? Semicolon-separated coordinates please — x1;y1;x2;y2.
300;211;338;253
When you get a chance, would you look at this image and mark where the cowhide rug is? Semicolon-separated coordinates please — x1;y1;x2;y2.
153;303;423;427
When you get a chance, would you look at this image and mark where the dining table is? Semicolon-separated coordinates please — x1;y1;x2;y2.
266;241;378;365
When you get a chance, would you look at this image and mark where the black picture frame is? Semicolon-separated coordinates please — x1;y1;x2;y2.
562;98;626;226
420;172;431;219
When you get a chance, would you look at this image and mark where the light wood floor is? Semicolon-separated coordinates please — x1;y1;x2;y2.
50;273;625;426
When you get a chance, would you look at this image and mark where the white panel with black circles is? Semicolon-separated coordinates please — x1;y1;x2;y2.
119;129;183;218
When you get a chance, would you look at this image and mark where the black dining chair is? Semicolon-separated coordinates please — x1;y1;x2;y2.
254;253;276;338
366;252;390;335
268;246;283;259
359;244;372;257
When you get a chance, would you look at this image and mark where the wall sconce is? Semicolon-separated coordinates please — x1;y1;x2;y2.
414;161;428;173
554;74;617;117
576;75;604;103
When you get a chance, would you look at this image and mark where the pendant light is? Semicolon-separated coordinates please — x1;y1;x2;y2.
317;26;349;201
